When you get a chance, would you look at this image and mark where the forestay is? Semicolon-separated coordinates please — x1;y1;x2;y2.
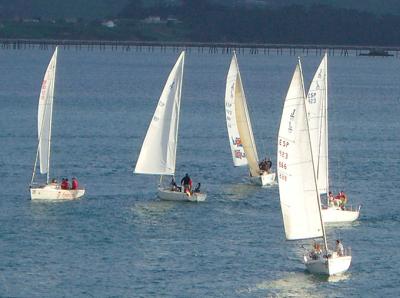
306;53;329;195
277;61;323;240
134;52;185;175
38;47;58;175
225;53;259;176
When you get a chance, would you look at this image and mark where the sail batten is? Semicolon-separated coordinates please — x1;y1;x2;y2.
134;52;185;175
38;47;58;176
277;61;324;241
225;53;259;175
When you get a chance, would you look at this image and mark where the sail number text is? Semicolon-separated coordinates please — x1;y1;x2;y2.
279;139;290;148
278;139;289;182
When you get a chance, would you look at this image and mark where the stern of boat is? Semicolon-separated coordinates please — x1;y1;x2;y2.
304;249;352;275
322;205;361;223
158;188;206;202
249;172;276;186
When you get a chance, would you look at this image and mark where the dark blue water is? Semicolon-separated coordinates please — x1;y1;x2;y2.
0;48;399;297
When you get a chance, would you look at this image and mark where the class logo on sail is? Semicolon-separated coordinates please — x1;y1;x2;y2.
234;149;245;159
288;109;296;133
231;137;243;147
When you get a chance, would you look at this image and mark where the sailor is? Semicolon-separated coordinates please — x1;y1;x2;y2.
170;177;180;191
328;191;335;206
259;157;272;173
194;182;201;193
61;178;69;190
335;239;344;256
265;158;272;172
338;191;347;209
259;159;267;171
310;242;322;260
181;173;192;194
334;192;342;207
72;177;79;190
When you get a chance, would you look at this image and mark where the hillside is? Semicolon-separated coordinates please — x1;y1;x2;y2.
0;0;399;20
1;0;400;46
0;0;129;19
216;0;400;15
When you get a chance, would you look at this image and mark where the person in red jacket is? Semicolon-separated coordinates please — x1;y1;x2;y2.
181;173;192;194
71;177;79;190
61;178;70;190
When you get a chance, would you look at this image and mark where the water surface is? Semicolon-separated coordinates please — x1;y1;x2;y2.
0;48;399;297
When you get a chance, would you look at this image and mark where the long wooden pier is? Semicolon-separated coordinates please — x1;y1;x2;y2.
1;39;399;57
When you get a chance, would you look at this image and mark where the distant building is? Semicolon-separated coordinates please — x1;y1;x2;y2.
22;18;40;23
101;20;116;28
142;16;163;24
166;17;181;24
65;18;78;24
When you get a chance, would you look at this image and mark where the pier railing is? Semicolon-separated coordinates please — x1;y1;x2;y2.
1;38;399;57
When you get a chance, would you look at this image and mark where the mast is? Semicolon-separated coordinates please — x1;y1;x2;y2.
46;81;56;184
324;53;329;202
30;141;41;186
299;58;329;252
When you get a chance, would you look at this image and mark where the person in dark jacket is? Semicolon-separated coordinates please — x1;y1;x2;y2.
181;173;192;194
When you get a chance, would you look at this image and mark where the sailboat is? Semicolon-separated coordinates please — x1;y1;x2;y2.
306;53;360;223
225;52;276;186
30;47;85;200
277;58;351;275
134;51;206;202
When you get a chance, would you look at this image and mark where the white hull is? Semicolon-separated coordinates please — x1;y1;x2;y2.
249;172;276;186
304;253;352;275
322;205;361;223
30;184;85;200
157;188;206;202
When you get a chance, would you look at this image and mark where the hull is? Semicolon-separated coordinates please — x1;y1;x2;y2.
30;184;85;200
304;254;352;275
321;205;361;223
249;172;276;186
157;188;206;202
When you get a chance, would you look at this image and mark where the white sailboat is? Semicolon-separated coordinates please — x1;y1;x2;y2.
306;53;360;223
277;58;351;275
30;47;85;200
225;52;275;186
134;51;206;202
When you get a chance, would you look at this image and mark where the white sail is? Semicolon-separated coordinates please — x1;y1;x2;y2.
225;54;247;167
134;52;185;175
306;53;328;194
38;47;58;175
277;60;323;240
225;53;259;176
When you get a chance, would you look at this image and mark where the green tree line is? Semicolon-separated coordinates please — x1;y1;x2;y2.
120;0;400;46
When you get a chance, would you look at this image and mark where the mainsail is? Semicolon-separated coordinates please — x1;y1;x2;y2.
277;60;323;241
38;47;58;176
134;52;185;175
306;53;329;195
225;53;260;176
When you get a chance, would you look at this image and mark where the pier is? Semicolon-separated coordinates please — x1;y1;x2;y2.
1;39;399;57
